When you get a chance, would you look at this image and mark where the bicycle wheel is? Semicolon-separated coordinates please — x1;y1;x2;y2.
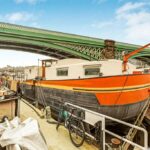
68;118;85;147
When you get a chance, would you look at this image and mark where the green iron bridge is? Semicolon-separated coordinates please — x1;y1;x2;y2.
0;22;149;63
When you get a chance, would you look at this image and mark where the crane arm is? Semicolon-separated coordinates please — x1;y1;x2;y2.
122;43;150;72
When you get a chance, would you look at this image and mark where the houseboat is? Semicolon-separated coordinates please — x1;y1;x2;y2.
21;57;150;121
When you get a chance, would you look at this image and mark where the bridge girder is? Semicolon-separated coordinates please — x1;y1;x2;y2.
0;22;149;62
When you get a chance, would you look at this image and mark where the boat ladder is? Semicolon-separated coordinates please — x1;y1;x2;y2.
122;98;150;150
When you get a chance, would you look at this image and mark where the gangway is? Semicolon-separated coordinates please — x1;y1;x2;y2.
64;102;149;150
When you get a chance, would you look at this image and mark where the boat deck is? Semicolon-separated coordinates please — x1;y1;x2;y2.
20;100;98;150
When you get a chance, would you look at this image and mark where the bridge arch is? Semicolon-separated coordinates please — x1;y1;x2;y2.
0;22;149;63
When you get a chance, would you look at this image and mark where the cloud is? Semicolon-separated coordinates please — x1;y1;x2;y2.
14;0;46;5
116;2;146;14
123;11;150;44
0;12;40;27
4;12;33;23
116;2;150;44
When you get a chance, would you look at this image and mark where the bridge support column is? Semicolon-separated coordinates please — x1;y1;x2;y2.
103;40;115;59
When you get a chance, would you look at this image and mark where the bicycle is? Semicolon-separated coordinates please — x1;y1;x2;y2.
56;104;86;147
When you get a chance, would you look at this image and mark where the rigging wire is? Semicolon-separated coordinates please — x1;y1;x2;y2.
114;70;130;105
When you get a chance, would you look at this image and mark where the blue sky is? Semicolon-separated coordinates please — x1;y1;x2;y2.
0;0;150;67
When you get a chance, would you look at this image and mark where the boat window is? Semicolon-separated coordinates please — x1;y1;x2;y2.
84;67;100;76
57;68;68;76
84;64;101;76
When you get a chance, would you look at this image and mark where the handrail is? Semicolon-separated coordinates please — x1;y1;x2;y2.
65;102;148;150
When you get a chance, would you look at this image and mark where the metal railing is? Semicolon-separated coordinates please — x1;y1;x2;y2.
65;102;148;150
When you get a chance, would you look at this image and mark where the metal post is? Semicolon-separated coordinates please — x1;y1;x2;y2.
38;59;40;77
17;96;20;117
102;117;105;150
144;127;148;150
35;86;39;108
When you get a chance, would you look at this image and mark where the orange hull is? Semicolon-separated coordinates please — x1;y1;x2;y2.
25;74;150;106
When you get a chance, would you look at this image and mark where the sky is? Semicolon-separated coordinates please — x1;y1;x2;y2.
0;0;150;67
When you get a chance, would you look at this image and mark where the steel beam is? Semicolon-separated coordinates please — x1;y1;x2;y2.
0;22;149;61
